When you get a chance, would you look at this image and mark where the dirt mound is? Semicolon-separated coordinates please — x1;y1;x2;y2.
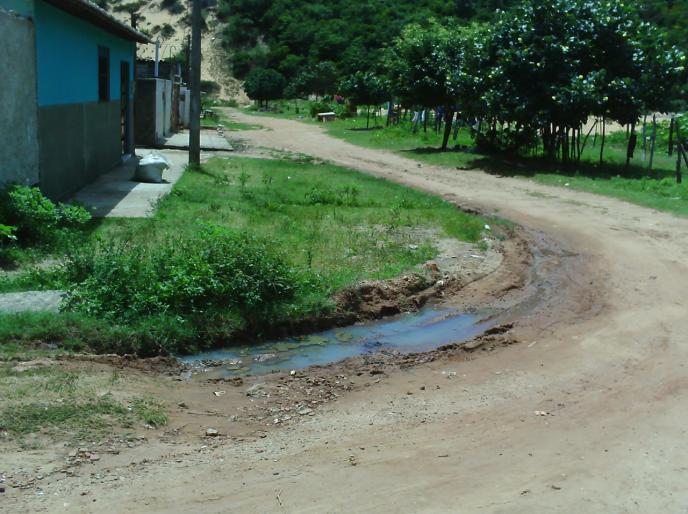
333;272;463;318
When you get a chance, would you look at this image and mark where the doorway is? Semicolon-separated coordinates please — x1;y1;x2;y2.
120;61;130;155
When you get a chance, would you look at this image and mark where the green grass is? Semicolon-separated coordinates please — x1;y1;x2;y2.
201;109;262;131
1;157;489;356
94;157;486;292
0;363;167;444
251;102;688;217
0;312;191;362
131;397;167;428
243;99;311;120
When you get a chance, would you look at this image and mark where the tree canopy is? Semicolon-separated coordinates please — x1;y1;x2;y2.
217;0;687;92
339;71;390;127
243;68;286;107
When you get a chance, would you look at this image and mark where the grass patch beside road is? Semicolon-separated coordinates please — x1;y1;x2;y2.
244;103;688;217
0;363;167;446
2;157;489;357
201;109;262;131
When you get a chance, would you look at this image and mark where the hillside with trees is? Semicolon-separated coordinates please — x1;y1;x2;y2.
217;0;687;84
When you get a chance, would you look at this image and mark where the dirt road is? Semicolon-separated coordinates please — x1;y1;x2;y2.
13;112;688;512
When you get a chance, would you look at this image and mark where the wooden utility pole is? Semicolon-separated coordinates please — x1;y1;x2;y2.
188;0;202;167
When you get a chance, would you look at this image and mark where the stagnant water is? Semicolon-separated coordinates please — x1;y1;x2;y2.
181;306;496;376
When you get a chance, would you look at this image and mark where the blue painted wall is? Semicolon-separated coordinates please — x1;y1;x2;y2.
33;0;135;106
1;0;34;17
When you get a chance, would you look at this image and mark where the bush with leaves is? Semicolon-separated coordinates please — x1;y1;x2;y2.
63;226;301;326
0;184;91;246
0;224;18;266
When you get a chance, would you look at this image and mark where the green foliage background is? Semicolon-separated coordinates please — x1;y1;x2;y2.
218;0;687;83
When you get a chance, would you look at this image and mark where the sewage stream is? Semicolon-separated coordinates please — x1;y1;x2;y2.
181;306;496;376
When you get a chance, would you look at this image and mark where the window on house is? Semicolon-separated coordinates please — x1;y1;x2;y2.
98;46;110;102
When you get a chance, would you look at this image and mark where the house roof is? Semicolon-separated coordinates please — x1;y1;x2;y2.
42;0;151;43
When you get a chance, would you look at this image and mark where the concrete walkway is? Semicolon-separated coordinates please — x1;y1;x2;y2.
71;148;188;218
162;129;233;151
0;290;64;314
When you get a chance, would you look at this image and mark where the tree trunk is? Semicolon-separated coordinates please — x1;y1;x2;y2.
543;125;552;158
441;107;455;150
625;121;637;170
676;144;683;184
669;117;675;156
648;114;657;175
675;122;688;184
366;106;370;129
642;114;648;162
599;117;606;166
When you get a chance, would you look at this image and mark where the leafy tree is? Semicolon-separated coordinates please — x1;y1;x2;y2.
112;0;146;28
244;68;286;108
159;23;176;40
215;0;685;85
288;61;339;99
339;72;390;128
387;22;461;149
474;0;685;161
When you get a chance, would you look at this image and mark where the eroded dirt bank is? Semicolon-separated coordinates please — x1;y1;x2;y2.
7;112;688;512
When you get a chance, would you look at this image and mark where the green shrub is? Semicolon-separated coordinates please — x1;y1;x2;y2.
0;185;91;246
0;224;18;267
0;224;16;243
62;226;300;324
309;100;335;118
304;184;360;206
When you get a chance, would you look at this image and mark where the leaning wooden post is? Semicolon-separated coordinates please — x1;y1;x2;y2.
579;120;598;160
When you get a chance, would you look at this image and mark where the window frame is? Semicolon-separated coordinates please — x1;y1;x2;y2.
98;46;110;102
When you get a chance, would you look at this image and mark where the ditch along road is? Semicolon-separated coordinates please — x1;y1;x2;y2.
17;111;688;513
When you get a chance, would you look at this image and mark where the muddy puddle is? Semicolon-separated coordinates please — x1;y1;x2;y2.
181;306;496;376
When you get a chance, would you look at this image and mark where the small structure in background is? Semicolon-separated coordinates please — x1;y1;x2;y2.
317;112;337;122
0;0;150;199
134;58;185;146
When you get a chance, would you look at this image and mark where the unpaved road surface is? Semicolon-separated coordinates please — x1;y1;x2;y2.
10;112;688;513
